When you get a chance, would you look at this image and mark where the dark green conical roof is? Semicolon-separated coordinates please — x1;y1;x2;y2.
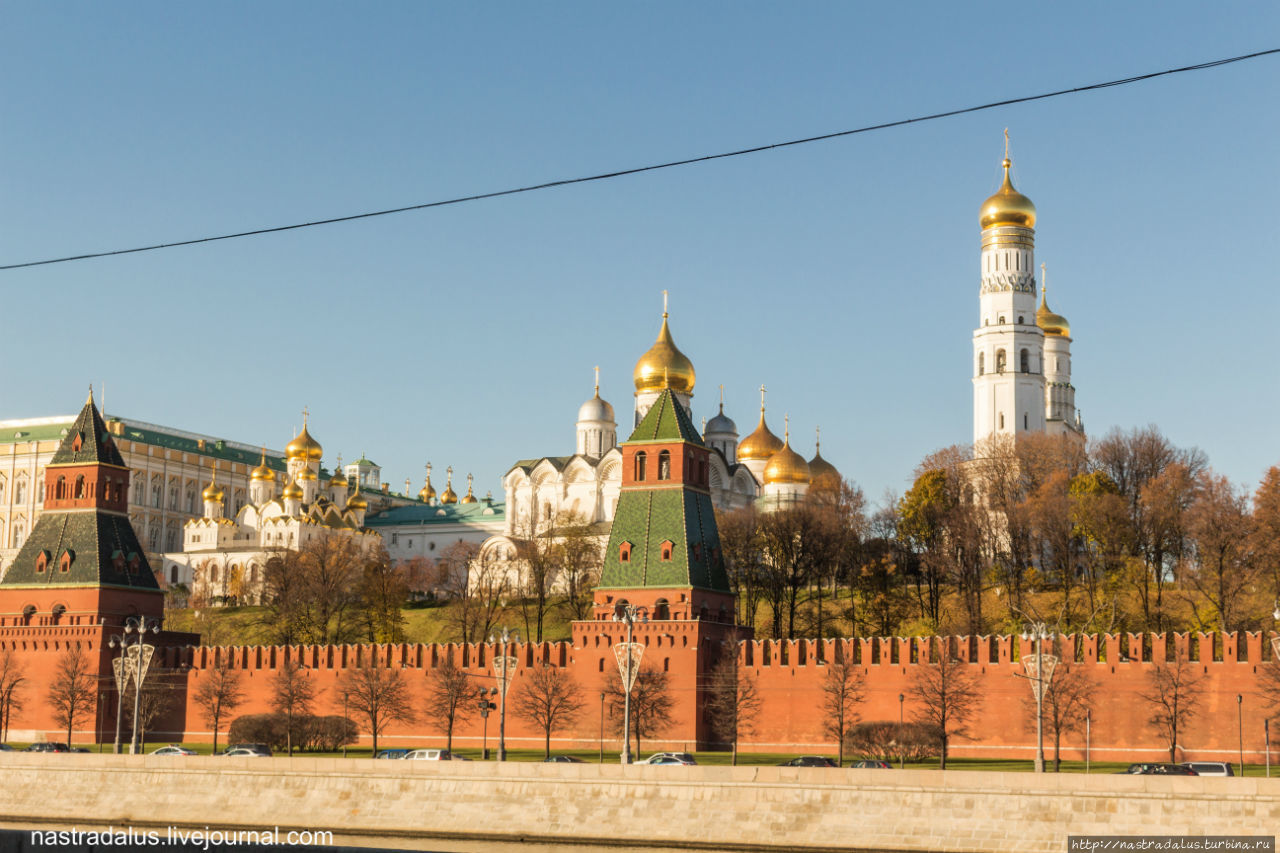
49;391;126;468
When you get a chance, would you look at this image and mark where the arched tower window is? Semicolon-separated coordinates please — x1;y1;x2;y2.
653;598;670;620
977;352;985;376
55;477;67;500
74;476;86;499
995;350;1007;373
634;452;647;482
657;450;671;481
1020;348;1030;373
660;539;674;562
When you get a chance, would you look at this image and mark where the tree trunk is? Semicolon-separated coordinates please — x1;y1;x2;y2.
545;729;551;759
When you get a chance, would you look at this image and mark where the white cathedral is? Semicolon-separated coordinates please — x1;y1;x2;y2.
972;139;1082;445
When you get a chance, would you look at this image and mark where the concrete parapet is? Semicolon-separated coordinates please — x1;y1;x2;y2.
0;755;1276;852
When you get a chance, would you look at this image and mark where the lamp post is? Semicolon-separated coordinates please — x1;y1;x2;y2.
477;688;496;760
1012;609;1056;774
599;692;606;763
612;603;647;765
898;693;905;769
1266;719;1271;778
1237;694;1244;776
341;690;349;758
108;616;160;755
489;627;519;762
1085;710;1091;774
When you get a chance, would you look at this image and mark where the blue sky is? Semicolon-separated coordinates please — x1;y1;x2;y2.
2;3;1277;506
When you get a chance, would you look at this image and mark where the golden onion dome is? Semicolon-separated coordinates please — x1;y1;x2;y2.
737;410;784;462
328;468;348;488
1036;290;1071;338
201;479;225;503
440;484;458;505
250;449;276;482
418;479;436;503
297;467;317;482
346;489;368;511
763;436;811;486
285;424;324;461
633;312;695;395
979;157;1037;230
809;449;840;487
282;479;303;500
460;473;478;504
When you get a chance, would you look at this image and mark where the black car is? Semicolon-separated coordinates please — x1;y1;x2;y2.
1122;763;1198;775
851;759;893;769
24;743;69;753
779;756;839;768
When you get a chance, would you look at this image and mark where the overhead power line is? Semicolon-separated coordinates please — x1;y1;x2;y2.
3;47;1277;272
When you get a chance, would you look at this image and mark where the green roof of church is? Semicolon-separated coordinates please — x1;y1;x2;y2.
627;389;704;446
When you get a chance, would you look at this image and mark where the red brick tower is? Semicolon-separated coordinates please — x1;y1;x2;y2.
572;387;747;751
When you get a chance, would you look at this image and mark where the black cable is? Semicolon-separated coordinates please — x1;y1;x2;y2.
3;47;1277;272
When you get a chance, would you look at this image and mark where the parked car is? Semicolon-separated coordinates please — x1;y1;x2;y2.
224;748;271;757
224;743;272;757
778;756;839;768
152;745;197;756
851;759;893;769
404;749;454;761
375;749;410;759
636;752;696;765
24;743;69;753
70;748;90;753
1181;762;1234;776
0;743;12;751
545;755;587;763
1121;763;1198;775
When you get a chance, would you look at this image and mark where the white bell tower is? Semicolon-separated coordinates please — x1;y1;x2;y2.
973;133;1046;446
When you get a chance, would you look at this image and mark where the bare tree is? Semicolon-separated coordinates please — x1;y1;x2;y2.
0;647;27;743
606;666;675;759
132;668;181;746
554;514;604;623
261;538;365;645
271;658;318;756
442;542;507;644
1139;657;1204;762
704;650;761;765
1019;664;1096;771
336;661;416;756
757;504;836;639
821;659;865;766
512;662;585;758
354;545;409;643
423;659;474;753
909;648;982;769
1183;471;1258;632
717;507;764;631
47;644;96;747
192;658;245;755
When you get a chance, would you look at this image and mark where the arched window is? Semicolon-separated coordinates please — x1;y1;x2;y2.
634;451;647;482
59;549;74;572
998;315;1006;325
74;476;86;499
618;542;632;563
55;477;67;500
21;605;35;626
35;550;49;573
15;479;26;505
995;349;1006;373
977;352;985;375
210;564;220;583
170;566;179;584
51;604;66;624
186;488;196;513
660;540;673;562
654;598;670;620
1017;315;1025;324
1020;348;1030;373
999;413;1005;430
657;450;671;481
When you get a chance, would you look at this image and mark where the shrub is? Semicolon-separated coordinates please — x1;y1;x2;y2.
226;713;357;752
844;720;941;763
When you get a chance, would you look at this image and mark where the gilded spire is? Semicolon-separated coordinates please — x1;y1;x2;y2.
633;293;695;395
738;383;784;461
1035;260;1071;337
594;365;600;397
980;130;1036;230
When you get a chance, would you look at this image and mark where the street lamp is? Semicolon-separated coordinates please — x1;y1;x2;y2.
489;627;519;762
1012;612;1056;774
107;616;160;755
898;693;905;769
599;691;606;764
1237;694;1244;776
477;688;497;760
611;602;647;765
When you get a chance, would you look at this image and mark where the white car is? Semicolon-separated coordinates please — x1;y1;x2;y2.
151;745;197;756
1181;762;1234;776
403;749;454;761
223;748;271;757
636;752;696;765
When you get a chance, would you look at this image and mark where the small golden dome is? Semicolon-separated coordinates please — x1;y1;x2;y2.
809;436;840;487
764;436;811;486
737;411;784;462
285;424;324;461
633;313;695;395
251;449;276;482
1036;290;1071;338
460;474;478;504
979;158;1036;230
418;479;436;503
346;489;368;511
297;467;317;482
440;485;458;505
201;480;224;503
282;479;303;500
328;468;348;488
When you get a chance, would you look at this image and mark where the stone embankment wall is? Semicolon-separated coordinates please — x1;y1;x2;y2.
0;755;1276;853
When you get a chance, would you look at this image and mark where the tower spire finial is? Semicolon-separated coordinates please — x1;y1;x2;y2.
815;425;821;452
1041;261;1047;295
86;384;94;405
593;365;600;396
719;383;725;412
784;413;790;443
1004;127;1010;160
759;384;767;413
662;289;668;318
301;405;309;426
